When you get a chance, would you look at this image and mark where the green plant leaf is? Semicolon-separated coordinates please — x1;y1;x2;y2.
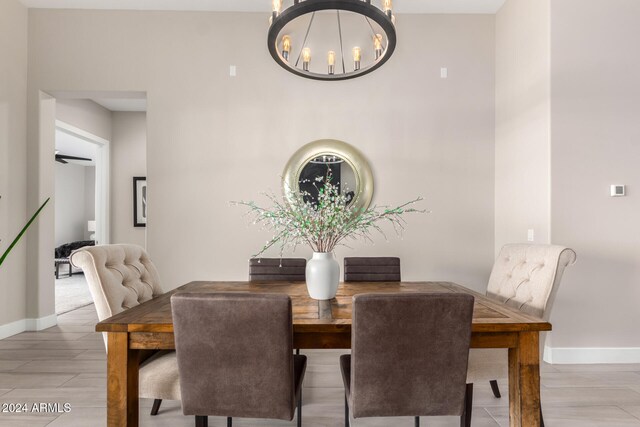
0;197;50;268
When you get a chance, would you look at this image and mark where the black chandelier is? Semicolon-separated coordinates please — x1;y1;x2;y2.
267;0;397;81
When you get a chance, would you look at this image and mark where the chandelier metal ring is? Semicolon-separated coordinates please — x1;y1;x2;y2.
268;0;397;81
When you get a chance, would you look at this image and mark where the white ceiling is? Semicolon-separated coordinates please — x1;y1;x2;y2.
92;98;147;112
55;130;98;166
20;0;506;14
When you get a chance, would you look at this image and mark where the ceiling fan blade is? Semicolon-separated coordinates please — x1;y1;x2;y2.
55;158;68;164
55;154;92;162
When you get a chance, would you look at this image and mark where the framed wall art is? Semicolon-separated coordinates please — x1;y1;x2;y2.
133;177;147;227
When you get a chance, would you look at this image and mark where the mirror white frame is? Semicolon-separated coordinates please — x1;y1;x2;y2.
282;139;374;213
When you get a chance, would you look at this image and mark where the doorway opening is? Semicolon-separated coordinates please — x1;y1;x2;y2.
54;119;108;314
50;94;147;315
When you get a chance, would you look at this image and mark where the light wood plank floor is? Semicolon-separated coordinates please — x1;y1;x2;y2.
2;305;640;426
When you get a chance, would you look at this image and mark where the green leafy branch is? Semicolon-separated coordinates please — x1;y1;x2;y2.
232;169;426;258
0;197;50;268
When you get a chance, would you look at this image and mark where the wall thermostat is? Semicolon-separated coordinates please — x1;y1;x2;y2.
611;185;625;197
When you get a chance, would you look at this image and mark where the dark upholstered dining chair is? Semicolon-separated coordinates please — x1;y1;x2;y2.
343;257;401;282
249;258;306;282
171;292;307;427
248;257;306;355
340;293;474;427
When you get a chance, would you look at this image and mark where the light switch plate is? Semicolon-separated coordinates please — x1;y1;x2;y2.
229;65;237;77
527;229;535;242
440;67;448;78
611;185;625;197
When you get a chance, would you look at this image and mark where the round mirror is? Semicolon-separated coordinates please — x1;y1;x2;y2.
282;139;374;213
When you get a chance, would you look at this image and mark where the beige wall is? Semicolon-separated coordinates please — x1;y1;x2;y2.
549;0;640;352
0;0;28;332
495;0;551;250
54;163;94;247
6;3;639;360
111;112;146;247
26;10;496;305
494;0;640;359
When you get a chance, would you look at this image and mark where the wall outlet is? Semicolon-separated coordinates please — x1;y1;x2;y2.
440;67;448;78
229;65;237;77
611;185;625;196
527;229;535;242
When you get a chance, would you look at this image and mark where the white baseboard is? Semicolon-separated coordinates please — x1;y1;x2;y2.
0;319;30;340
25;314;58;331
0;314;58;340
544;345;640;364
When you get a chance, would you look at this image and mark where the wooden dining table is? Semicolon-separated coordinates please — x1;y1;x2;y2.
96;281;550;427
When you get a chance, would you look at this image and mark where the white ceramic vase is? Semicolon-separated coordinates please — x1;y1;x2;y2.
305;252;340;300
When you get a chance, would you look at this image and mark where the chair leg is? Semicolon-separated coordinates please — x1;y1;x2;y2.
55;263;60;279
195;416;208;427
414;416;420;427
150;399;162;416
461;383;473;427
489;379;501;398
227;417;232;427
68;262;73;277
297;388;302;427
344;395;349;427
296;348;300;355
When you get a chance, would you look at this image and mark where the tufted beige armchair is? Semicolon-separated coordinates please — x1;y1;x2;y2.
467;244;576;421
70;244;180;416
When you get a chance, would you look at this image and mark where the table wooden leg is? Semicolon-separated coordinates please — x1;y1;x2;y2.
508;332;541;427
107;333;139;427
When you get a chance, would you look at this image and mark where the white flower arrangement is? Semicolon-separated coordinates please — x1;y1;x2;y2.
233;169;425;258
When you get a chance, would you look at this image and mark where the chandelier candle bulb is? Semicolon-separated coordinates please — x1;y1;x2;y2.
272;0;281;13
374;34;383;59
383;0;393;17
327;50;336;75
353;47;361;71
282;35;291;61
302;47;311;71
272;0;281;20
